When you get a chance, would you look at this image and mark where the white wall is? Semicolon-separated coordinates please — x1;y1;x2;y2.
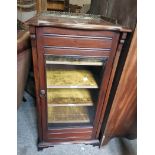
70;0;91;6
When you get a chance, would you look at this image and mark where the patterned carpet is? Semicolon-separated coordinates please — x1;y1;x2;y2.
17;92;137;155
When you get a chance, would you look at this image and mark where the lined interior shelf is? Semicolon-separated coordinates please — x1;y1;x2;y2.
47;88;98;106
46;67;98;88
48;106;95;123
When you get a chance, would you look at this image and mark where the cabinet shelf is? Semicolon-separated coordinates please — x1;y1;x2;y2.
48;106;95;123
47;89;97;106
46;68;98;88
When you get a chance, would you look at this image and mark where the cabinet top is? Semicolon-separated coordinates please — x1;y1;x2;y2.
26;11;131;32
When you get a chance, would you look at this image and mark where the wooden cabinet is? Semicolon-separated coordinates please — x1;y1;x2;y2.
27;12;131;149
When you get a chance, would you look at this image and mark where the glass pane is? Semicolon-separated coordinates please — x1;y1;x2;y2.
47;89;98;106
48;106;95;124
46;55;106;66
45;55;107;129
46;66;98;88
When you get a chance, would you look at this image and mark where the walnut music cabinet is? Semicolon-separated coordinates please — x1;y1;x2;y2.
27;12;131;150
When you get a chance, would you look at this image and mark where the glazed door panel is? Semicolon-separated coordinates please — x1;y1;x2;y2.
45;55;108;130
36;27;120;142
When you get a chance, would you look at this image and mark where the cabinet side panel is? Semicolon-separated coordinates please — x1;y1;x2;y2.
92;32;120;138
96;32;129;139
101;28;137;146
29;26;43;142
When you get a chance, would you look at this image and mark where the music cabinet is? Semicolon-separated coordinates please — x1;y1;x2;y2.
27;12;131;150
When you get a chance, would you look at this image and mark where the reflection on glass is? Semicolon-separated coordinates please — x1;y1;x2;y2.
45;55;107;129
48;106;95;123
47;89;98;106
46;67;98;88
46;55;107;66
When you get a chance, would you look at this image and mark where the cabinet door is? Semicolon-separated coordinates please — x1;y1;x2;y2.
36;27;120;142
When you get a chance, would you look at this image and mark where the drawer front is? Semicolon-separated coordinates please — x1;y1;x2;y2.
44;47;110;57
42;27;115;50
48;131;92;139
47;127;93;141
43;35;112;49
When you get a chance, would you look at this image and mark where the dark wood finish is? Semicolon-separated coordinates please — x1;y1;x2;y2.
28;13;131;149
45;137;92;143
17;49;31;108
48;127;93;134
48;131;92;139
94;33;127;138
30;26;43;142
38;139;99;149
36;28;48;141
17;28;32;108
29;26;36;34
26;12;131;32
42;27;115;37
100;28;137;146
89;0;137;29
92;32;120;138
44;48;111;57
43;35;112;49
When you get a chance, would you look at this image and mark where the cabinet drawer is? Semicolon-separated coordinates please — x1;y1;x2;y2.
44;47;110;57
42;27;114;50
43;35;112;49
47;131;92;139
47;127;93;140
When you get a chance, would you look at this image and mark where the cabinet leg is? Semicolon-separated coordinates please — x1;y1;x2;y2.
92;143;99;147
125;134;137;140
38;147;44;151
84;140;99;147
23;96;27;102
37;140;54;151
100;136;112;147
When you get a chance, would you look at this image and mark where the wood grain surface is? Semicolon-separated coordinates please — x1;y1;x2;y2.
89;0;137;29
101;27;137;145
28;14;131;147
26;12;131;32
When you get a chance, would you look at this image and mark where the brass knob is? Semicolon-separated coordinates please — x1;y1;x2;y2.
40;90;46;97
